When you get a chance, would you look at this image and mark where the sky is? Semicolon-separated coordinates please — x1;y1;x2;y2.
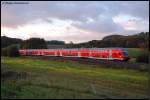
1;1;149;43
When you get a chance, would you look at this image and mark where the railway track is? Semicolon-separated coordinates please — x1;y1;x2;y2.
26;56;148;71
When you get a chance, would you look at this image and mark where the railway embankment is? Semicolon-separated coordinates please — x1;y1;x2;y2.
26;56;148;71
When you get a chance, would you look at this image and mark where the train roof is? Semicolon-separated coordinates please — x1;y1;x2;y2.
20;47;128;51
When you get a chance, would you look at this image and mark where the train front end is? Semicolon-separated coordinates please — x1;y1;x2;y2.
121;50;130;61
111;48;130;61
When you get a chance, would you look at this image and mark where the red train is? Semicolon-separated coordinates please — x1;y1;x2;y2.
19;48;130;61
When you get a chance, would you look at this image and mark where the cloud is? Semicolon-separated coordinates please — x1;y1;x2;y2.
1;17;111;43
2;1;148;27
113;14;149;32
72;15;124;34
1;1;149;43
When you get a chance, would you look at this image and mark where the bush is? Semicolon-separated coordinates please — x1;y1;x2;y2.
1;45;20;57
1;48;8;56
136;50;149;63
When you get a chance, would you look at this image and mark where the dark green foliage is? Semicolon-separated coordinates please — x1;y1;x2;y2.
1;48;8;56
47;45;67;49
66;32;149;48
1;45;20;57
1;36;22;48
21;38;47;49
7;45;20;57
136;50;149;63
47;40;65;45
1;32;148;49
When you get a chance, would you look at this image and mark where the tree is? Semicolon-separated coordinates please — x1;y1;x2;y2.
47;40;65;45
66;32;149;48
1;48;7;56
1;44;20;57
1;36;22;48
21;38;47;49
7;45;20;57
136;50;149;63
139;41;149;50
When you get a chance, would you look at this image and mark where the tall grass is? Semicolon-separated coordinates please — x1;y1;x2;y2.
1;57;148;99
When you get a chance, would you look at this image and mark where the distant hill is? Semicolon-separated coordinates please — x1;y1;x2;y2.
47;45;67;49
101;32;149;48
1;36;23;48
46;40;66;49
102;35;126;41
67;32;149;48
47;40;65;45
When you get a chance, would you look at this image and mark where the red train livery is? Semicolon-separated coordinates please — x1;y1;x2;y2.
19;48;130;61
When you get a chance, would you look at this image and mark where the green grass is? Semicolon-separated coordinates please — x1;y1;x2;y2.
1;57;148;99
127;48;143;58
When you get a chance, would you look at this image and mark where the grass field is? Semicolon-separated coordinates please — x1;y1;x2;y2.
1;56;148;99
127;48;143;58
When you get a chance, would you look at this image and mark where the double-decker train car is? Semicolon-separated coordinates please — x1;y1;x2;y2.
19;48;130;61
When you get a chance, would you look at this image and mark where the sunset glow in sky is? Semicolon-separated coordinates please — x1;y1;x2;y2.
1;1;149;43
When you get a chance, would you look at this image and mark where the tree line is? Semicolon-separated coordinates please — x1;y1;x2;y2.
1;37;65;49
66;32;149;49
1;32;149;49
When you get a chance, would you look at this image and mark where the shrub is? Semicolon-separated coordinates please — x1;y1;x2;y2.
1;45;20;57
136;50;149;63
1;48;8;56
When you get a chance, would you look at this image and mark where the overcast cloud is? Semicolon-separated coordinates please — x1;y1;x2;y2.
1;1;149;43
